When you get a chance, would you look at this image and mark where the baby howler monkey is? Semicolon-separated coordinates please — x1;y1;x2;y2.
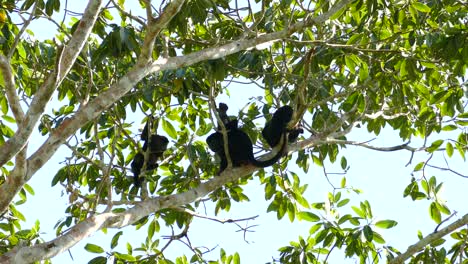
206;103;288;174
262;105;303;148
131;118;169;187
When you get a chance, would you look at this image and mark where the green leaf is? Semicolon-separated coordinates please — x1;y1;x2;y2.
345;55;356;74
293;192;310;209
114;252;136;261
297;211;320;222
430;202;441;223
309;223;322;234
287;202;295;222
85;243;105;254
446;142;454;157
337;198;350;208
427;139;444;152
220;248;226;261
233;252;240;264
412;2;431;12
351;206;366;218
312;155;323;166
400;60;408;77
375;220;398;229
363;225;373;242
373;231;386;244
2;115;15;123
0;97;8;115
161;119;177;139
341;177;346;188
148;220;156;240
421;182;430;198
88;256;107;264
413;162;424;171
430;90;450;104
10;205;25;221
436;201;451;215
340;157;347;170
359;61;370;82
342;92;359;112
338;214;352;225
110;231;122;249
23;184;35;195
329;5;346;20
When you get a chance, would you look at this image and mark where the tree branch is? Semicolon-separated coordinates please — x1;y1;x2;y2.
0;0;104;214
328;139;421;152
0;0;104;168
389;212;468;264
0;55;24;123
138;0;186;64
178;208;259;224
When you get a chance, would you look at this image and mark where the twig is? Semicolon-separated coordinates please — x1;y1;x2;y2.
178;208;259;224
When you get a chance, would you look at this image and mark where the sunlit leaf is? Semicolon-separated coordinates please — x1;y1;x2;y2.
375;220;398;229
412;2;431;12
430;202;442;223
84;243;105;254
297;211;320;222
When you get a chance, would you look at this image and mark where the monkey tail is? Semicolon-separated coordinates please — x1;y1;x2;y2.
251;131;288;168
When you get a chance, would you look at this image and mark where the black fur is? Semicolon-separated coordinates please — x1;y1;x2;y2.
131;119;169;187
217;103;230;130
287;127;304;143
262;105;303;147
206;104;287;174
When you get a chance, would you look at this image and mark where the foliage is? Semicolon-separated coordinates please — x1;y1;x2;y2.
0;0;467;263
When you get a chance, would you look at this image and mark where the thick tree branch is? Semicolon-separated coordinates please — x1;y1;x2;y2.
0;0;103;168
148;0;352;74
139;0;186;64
389;212;468;264
0;55;24;123
0;0;103;214
0;56;27;182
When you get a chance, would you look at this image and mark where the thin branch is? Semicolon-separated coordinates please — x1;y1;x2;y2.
425;164;468;178
178;208;259;224
7;2;38;59
328;139;419;152
110;0;147;26
434;212;458;232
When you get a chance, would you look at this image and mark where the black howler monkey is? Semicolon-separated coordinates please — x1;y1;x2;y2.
207;103;233;153
206;103;288;174
262;105;303;148
131;118;169;187
217;103;230;129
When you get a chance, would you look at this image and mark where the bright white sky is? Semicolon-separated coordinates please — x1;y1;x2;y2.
14;1;468;263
